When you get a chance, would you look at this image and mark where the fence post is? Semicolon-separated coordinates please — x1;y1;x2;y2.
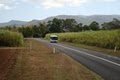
114;46;117;52
30;41;32;52
53;48;56;53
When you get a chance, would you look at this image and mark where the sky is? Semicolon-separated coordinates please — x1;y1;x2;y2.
0;0;120;23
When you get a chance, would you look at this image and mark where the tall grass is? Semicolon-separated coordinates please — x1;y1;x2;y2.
0;29;24;47
45;30;120;49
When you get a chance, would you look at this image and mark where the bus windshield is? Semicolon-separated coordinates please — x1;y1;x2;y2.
50;37;58;40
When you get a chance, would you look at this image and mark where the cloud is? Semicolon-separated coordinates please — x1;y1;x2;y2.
4;5;12;9
23;0;116;8
23;0;88;8
92;0;115;2
41;0;64;9
0;0;14;3
15;2;20;5
0;0;15;10
0;3;13;10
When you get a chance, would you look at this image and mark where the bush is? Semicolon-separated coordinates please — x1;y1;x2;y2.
0;30;24;47
45;30;120;49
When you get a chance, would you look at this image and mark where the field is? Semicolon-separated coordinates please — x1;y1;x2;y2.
8;39;103;80
45;30;120;49
0;30;24;47
0;48;25;80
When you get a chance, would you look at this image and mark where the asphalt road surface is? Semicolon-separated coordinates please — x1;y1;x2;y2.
34;39;120;80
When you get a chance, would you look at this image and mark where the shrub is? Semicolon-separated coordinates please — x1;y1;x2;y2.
0;30;24;47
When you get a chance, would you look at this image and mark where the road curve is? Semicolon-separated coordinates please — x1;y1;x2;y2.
34;39;120;80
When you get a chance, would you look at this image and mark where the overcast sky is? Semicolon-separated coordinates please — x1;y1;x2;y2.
0;0;120;23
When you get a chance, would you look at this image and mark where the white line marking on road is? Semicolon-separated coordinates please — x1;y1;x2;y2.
54;44;120;67
34;39;120;67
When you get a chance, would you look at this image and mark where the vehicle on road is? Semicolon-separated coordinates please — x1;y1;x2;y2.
50;35;58;43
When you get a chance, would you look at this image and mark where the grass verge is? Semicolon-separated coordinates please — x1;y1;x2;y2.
8;39;103;80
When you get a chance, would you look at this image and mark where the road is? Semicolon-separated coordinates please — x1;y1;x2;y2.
34;39;120;80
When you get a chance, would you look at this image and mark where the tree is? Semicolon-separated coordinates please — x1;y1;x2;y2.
25;26;33;37
89;21;100;30
48;18;63;33
74;23;83;32
33;25;40;37
102;18;120;30
32;23;48;38
18;25;33;38
63;19;77;32
83;25;90;31
2;26;18;32
38;22;47;37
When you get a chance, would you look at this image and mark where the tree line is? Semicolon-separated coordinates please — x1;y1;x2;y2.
0;18;120;38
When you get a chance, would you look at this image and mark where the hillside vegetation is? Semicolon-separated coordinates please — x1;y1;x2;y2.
45;30;120;49
0;30;24;47
1;18;120;38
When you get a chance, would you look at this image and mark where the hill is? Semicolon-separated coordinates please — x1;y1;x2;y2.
0;15;120;27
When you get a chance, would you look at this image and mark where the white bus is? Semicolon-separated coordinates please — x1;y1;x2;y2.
50;35;58;43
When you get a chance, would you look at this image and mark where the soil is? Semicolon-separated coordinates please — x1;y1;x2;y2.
0;49;21;80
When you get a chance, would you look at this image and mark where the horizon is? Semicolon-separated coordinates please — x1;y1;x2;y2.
0;0;120;23
1;14;120;23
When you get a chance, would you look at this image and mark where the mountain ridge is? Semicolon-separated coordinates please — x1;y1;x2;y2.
0;15;120;27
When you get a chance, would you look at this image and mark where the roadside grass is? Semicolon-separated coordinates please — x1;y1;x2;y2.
62;42;120;57
8;39;103;80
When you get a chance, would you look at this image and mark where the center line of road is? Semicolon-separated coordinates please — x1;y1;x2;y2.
54;44;120;67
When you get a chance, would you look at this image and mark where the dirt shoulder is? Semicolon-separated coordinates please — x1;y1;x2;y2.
8;39;103;80
0;48;23;80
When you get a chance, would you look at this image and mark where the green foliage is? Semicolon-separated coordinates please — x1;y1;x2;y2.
63;19;77;32
18;25;33;38
75;23;83;31
89;21;100;30
48;18;63;33
47;18;101;32
18;23;47;38
45;30;120;49
47;18;78;32
1;18;119;39
0;26;18;32
83;25;90;31
0;29;24;47
38;22;48;37
102;18;120;30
